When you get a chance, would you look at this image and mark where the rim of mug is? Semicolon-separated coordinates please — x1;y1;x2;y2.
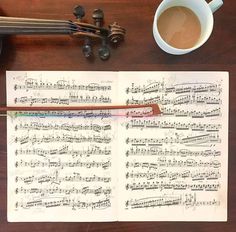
153;0;214;53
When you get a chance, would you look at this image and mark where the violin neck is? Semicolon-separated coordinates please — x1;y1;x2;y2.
0;16;76;35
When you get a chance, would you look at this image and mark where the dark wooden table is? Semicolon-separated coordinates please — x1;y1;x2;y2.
0;0;235;231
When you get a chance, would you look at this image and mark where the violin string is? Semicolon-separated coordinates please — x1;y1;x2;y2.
0;16;78;33
0;21;74;27
0;16;75;25
0;28;78;34
0;25;78;30
0;23;79;34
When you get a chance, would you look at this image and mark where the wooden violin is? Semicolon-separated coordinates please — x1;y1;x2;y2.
0;5;126;60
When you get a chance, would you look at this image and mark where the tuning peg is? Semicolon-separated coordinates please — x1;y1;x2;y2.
92;9;104;27
73;5;85;20
82;38;93;58
98;39;110;60
0;38;2;55
73;5;93;59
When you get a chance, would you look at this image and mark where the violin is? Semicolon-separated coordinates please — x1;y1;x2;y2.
0;5;126;60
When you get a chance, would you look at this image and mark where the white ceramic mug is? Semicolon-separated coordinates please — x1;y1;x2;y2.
153;0;223;55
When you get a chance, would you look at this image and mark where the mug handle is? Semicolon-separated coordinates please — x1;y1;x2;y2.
208;0;223;13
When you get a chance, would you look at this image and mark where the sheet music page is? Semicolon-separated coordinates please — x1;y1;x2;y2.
7;71;228;222
7;71;119;222
117;71;228;221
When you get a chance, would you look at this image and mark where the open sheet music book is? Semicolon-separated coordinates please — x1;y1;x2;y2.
7;71;228;222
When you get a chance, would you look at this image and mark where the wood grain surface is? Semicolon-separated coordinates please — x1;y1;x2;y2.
0;0;235;231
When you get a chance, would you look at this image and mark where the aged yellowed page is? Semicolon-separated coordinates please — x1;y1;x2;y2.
117;71;228;221
7;71;119;222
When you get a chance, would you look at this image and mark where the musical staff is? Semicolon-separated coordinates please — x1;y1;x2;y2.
125;159;221;169
15;159;111;170
14;78;112;91
15;146;111;158
15;134;112;145
125;82;222;95
15;186;112;196
125;181;220;191
14;95;112;106
16;173;112;184
126;95;222;106
15;122;112;132
125;147;221;157
161;106;222;118
126;133;221;146
125;169;221;181
15;198;111;210
125;193;220;209
13;110;112;118
126;119;221;131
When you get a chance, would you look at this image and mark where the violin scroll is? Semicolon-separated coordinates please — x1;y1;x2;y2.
108;22;126;44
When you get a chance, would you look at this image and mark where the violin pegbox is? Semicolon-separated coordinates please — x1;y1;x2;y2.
72;5;126;60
